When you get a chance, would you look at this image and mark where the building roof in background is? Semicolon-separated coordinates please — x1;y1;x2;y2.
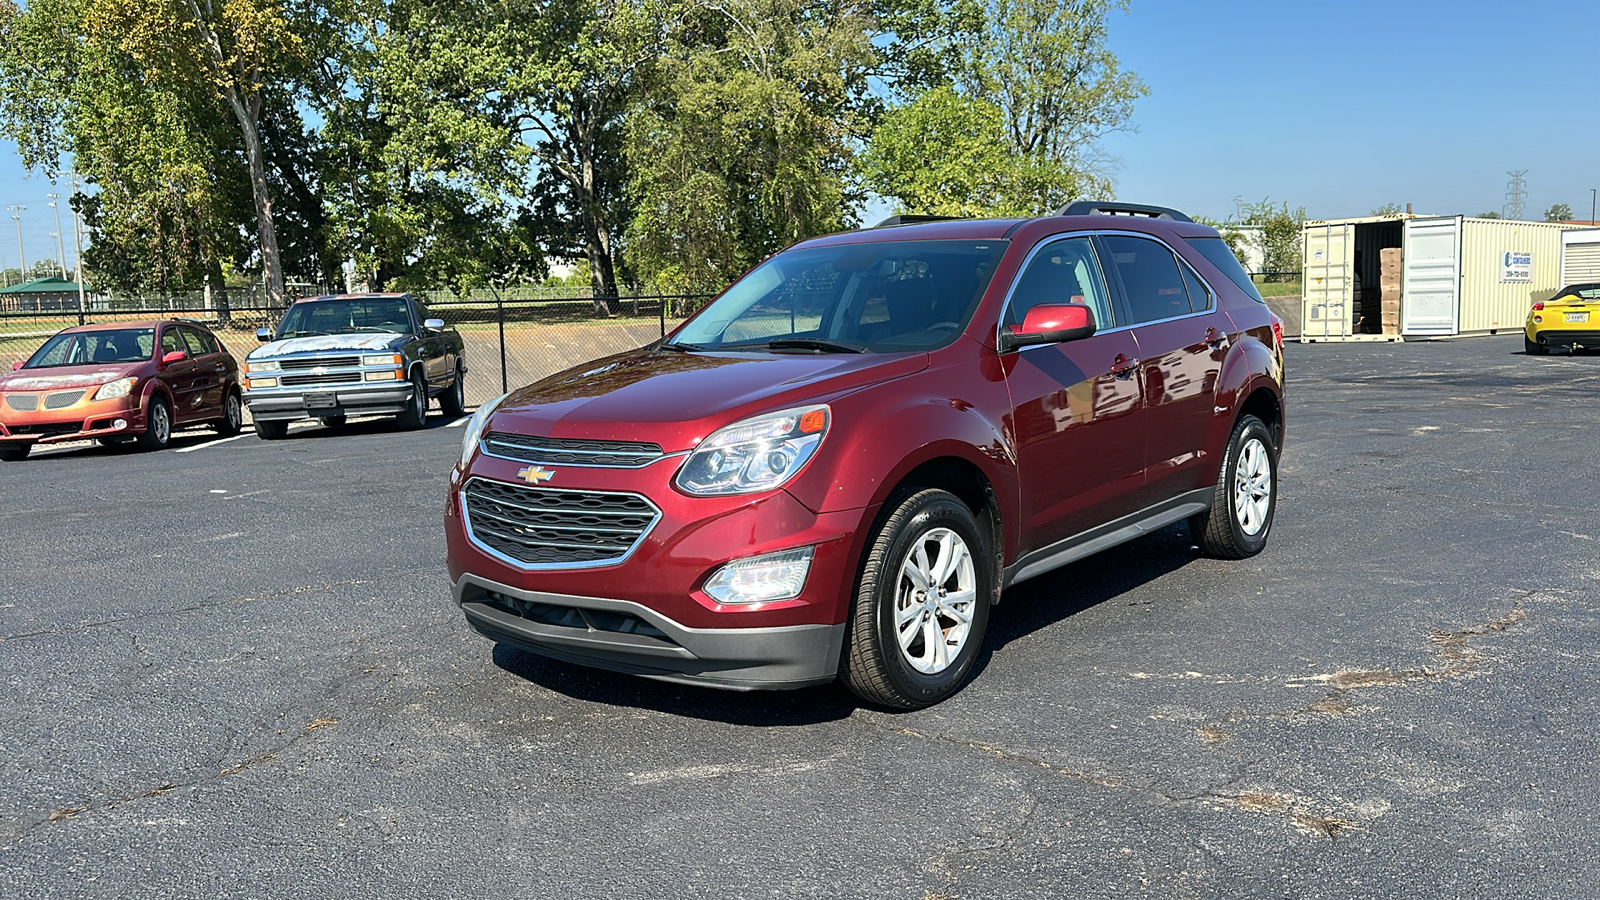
0;276;84;294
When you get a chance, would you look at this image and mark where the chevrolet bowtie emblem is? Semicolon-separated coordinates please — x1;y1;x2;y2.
517;466;554;485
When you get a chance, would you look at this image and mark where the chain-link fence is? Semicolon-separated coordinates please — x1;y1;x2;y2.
0;291;716;410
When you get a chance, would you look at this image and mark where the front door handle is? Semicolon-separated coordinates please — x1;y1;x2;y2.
1110;355;1140;379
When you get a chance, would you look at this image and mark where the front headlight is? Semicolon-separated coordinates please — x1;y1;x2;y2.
94;377;137;401
674;404;829;496
459;392;509;468
245;360;279;374
362;354;402;367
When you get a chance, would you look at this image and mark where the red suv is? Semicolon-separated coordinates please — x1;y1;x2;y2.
447;203;1285;708
0;318;243;460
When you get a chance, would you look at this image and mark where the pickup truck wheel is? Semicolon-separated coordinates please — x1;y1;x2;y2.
841;489;992;710
0;442;30;462
215;390;243;436
1189;414;1277;559
254;420;289;440
136;395;172;451
395;369;427;430
440;365;466;418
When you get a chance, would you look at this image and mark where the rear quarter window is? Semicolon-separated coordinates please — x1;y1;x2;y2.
1185;236;1265;303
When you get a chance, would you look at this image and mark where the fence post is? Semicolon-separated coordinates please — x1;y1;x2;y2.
659;295;666;338
490;286;508;394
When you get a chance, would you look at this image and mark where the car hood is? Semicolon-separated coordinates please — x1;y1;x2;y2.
249;333;408;359
0;362;142;392
489;348;929;452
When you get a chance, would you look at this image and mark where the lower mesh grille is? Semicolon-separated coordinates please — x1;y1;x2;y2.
44;390;86;409
5;394;39;411
483;590;673;642
462;477;658;566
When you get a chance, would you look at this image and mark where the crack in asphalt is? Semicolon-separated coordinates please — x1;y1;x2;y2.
0;568;442;644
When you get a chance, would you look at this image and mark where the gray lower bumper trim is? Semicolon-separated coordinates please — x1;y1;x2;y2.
453;575;843;690
245;386;414;420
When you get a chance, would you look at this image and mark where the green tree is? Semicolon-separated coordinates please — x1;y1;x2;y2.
1371;202;1403;215
624;0;876;290
1477;211;1501;219
867;0;1146;215
1242;198;1305;277
1545;203;1574;222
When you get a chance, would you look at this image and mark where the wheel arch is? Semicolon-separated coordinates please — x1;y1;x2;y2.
867;453;1007;606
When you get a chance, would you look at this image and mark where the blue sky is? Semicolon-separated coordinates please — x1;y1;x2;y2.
3;0;1598;272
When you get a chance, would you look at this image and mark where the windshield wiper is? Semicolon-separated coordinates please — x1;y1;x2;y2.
279;329;329;338
761;337;867;354
657;341;713;352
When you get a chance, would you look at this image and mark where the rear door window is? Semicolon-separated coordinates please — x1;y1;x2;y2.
1101;235;1195;324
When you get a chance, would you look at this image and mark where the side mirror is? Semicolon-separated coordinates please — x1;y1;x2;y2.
255;327;273;342
161;350;189;365
10;361;21;371
423;318;445;331
998;303;1097;353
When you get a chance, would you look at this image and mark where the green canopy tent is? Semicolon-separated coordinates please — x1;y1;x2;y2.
0;277;86;312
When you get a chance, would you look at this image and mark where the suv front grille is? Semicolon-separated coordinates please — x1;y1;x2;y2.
461;477;659;567
281;372;362;386
482;432;666;468
280;356;360;370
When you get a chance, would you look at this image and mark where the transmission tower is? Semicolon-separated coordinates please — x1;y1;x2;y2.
1503;170;1529;220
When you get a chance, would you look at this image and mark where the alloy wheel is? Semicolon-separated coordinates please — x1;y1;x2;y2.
892;527;978;675
1232;437;1272;536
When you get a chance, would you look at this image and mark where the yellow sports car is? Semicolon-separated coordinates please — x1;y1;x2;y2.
1526;283;1600;354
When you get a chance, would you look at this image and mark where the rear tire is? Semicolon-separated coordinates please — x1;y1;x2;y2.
215;390;243;436
136;396;172;451
841;489;993;710
395;369;427;430
1190;414;1277;559
0;443;30;462
254;420;289;440
1526;335;1546;355
440;365;466;418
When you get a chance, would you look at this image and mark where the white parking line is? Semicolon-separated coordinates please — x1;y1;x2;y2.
446;416;471;428
176;435;249;454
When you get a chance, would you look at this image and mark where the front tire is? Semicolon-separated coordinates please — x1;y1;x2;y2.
215;390;243;436
395;369;427;430
254;420;289;440
1526;335;1546;355
0;442;30;462
1190;414;1278;559
136;395;172;451
841;489;993;710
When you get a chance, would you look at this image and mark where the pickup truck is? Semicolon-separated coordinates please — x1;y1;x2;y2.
243;292;467;439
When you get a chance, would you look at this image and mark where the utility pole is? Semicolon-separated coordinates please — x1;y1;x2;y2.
6;205;24;277
69;173;87;323
47;193;67;279
1502;170;1528;221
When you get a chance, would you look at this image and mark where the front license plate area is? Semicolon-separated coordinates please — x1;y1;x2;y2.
305;392;337;409
1566;312;1588;323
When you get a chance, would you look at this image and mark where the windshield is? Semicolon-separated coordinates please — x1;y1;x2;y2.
668;240;1009;353
276;298;413;337
24;328;155;368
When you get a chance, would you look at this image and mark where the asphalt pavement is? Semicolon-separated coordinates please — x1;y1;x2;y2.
2;334;1597;899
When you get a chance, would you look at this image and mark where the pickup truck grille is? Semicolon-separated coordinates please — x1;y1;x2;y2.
280;356;361;370
461;477;659;567
481;432;665;468
281;372;362;386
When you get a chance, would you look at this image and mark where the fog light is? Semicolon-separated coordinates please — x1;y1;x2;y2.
365;370;402;382
248;377;278;389
113;418;127;429
702;547;814;605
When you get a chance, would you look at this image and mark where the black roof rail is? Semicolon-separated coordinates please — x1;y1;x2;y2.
871;214;968;228
1053;201;1193;223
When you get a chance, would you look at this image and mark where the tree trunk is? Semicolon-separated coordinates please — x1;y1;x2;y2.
229;91;287;308
207;254;231;327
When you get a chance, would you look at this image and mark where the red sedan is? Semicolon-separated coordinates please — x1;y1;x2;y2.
0;319;243;461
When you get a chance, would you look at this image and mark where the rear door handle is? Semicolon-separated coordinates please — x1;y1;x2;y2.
1204;327;1228;349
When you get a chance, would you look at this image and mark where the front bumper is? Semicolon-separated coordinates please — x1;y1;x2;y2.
456;574;844;689
244;383;415;421
446;450;876;689
0;394;145;444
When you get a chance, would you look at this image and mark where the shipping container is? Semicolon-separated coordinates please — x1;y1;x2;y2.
1560;228;1600;284
1302;215;1578;340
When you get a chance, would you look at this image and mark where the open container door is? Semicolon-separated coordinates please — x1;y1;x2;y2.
1402;216;1462;336
1302;222;1354;338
